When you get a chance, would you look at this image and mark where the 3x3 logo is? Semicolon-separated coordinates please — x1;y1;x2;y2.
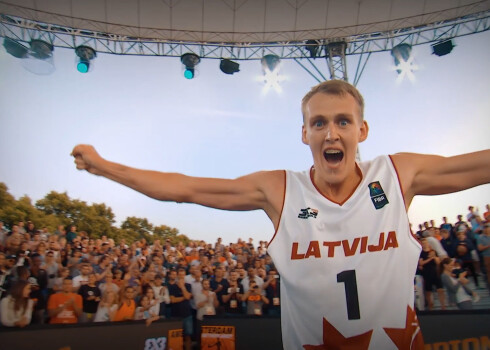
298;207;318;219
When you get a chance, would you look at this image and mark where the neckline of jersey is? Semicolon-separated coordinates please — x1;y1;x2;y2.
308;162;364;206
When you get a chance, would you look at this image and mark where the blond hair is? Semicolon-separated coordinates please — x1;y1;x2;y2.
301;80;364;122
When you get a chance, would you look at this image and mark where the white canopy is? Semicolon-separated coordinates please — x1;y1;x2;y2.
1;0;489;43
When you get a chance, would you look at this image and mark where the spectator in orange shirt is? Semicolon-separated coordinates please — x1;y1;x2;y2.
113;286;136;321
47;278;83;324
483;204;490;222
185;249;199;265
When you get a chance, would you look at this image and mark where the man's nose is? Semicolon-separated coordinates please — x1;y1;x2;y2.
325;124;339;141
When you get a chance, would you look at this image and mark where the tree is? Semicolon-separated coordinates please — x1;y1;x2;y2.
36;191;117;238
0;182;22;227
154;224;181;244
120;217;154;243
35;191;74;220
1;183;191;245
0;183;53;229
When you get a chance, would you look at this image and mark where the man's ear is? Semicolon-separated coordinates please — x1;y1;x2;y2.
302;125;309;145
359;120;369;143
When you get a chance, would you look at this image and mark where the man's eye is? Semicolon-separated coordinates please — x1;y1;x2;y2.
314;121;324;127
339;120;348;126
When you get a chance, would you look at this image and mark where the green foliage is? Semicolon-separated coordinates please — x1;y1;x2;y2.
0;182;186;244
36;191;118;238
0;183;24;227
121;217;154;243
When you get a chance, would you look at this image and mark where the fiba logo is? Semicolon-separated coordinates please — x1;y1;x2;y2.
368;181;389;209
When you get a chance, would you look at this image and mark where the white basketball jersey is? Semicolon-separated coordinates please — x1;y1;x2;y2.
267;155;423;350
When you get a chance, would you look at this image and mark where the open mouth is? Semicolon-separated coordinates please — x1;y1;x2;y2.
324;149;344;164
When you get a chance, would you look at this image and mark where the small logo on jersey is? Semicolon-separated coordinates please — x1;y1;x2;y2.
298;207;318;219
368;181;389;209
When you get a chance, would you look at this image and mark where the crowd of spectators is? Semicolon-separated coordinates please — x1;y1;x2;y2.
414;205;490;310
0;219;281;348
0;204;489;343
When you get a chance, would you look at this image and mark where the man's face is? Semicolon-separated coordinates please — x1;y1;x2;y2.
229;271;238;282
62;279;73;293
457;232;466;240
302;93;368;187
215;267;224;278
202;280;210;290
32;256;42;268
6;258;16;267
177;270;186;280
169;270;177;281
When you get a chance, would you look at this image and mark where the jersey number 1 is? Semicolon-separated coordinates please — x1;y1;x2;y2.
337;270;360;320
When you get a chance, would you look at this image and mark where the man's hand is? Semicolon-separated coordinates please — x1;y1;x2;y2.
71;144;104;175
177;279;185;290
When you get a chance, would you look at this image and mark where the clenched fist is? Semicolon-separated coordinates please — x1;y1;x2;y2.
71;144;104;175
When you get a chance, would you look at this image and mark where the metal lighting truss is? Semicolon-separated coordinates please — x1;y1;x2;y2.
0;9;488;84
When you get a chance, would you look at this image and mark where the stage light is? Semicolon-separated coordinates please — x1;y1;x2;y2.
260;54;284;93
390;43;418;83
431;40;454;56
75;46;96;73
2;37;28;58
21;39;55;75
261;54;280;73
181;53;200;79
305;40;321;58
220;59;240;74
29;40;53;60
391;43;411;73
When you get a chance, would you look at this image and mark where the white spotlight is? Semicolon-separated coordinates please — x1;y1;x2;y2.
261;54;284;93
390;44;418;83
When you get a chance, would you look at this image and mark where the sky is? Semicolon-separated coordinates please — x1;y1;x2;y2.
0;30;489;245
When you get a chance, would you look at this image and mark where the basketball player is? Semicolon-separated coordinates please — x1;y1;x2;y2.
72;80;489;349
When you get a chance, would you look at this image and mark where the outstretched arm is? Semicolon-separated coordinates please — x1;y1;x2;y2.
71;145;284;227
391;150;490;208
